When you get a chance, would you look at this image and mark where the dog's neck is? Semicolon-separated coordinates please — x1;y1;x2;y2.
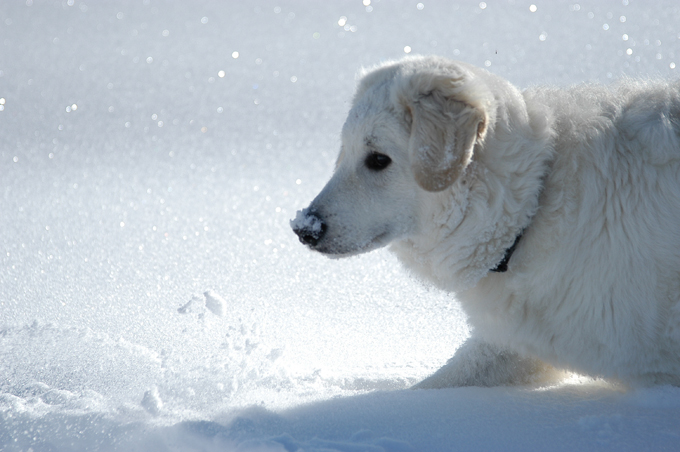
391;97;555;293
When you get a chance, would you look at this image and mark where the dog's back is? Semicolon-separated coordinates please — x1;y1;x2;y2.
473;80;680;384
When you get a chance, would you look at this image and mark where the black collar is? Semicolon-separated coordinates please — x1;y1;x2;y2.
490;233;523;273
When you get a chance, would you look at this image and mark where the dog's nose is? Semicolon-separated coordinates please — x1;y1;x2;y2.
291;209;327;247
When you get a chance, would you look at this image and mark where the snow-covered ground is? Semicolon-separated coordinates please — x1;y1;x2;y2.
1;1;679;450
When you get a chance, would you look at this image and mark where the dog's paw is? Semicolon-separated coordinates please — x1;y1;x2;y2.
413;337;563;389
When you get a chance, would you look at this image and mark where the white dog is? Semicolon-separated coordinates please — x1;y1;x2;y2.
292;55;680;388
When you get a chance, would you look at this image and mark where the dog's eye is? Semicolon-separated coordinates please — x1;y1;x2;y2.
365;152;392;171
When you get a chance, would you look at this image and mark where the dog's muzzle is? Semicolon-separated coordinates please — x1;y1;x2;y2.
290;208;327;247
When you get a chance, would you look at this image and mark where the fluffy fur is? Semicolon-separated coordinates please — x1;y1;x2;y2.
292;55;680;387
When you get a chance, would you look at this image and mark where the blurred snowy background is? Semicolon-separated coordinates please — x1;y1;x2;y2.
1;1;679;451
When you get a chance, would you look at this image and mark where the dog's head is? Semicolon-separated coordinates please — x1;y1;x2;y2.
291;56;493;257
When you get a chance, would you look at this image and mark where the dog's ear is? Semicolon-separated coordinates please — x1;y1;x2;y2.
403;73;488;192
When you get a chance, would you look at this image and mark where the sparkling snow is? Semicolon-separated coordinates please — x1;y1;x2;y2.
1;1;680;451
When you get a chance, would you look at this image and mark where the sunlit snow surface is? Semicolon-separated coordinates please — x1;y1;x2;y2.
1;1;680;451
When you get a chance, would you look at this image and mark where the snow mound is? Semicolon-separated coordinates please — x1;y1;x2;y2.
0;322;163;401
178;290;227;317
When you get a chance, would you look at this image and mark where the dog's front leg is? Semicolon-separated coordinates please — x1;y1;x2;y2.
413;337;561;389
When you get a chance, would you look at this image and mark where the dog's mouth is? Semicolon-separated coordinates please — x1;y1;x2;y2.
313;229;392;258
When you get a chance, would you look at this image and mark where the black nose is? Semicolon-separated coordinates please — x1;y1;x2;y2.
291;211;327;247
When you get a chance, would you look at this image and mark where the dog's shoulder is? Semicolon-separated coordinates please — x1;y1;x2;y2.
524;79;680;166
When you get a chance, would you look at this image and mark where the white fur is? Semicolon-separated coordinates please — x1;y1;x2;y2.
293;55;680;387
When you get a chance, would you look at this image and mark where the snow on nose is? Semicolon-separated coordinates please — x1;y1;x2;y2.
290;208;327;247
